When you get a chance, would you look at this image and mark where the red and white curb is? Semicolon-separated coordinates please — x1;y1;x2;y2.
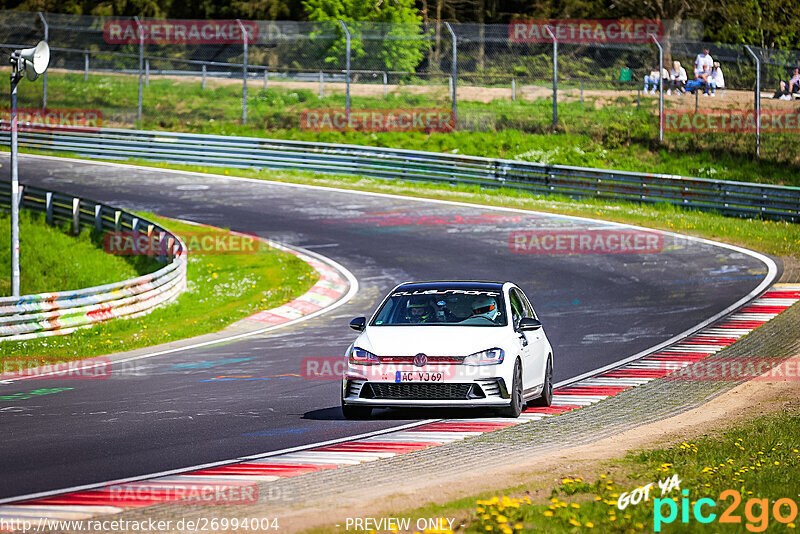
1;284;798;525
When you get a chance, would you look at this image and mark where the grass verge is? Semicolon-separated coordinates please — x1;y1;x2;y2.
0;213;318;363
0;209;157;296
4;72;800;185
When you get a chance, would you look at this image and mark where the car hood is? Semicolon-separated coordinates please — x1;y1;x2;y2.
357;326;512;357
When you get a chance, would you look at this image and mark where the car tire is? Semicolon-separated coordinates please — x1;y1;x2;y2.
499;360;523;418
529;355;553;407
341;402;372;420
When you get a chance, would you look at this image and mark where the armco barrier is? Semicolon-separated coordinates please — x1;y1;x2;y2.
0;183;187;341
2;126;799;221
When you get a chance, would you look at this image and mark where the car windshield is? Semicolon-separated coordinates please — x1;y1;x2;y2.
371;288;507;327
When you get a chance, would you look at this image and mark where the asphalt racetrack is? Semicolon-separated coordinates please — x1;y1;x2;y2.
0;155;777;500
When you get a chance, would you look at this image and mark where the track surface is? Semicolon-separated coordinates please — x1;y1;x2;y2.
0;155;774;500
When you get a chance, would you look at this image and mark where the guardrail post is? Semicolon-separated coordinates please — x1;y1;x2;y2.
202;64;207;90
650;34;664;144
94;205;103;233
72;198;80;236
84;52;89;81
339;20;351;122
131;217;140;233
38;12;48;108
145;59;150;86
319;71;324;98
45;192;53;225
114;210;122;232
744;45;761;158
544;25;557;128
236;19;248;124
445;22;457;126
134;16;144;122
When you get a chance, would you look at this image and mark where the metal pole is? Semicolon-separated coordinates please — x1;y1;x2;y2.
512;78;516;101
38;12;48;109
745;45;761;157
383;71;387;97
84;52;89;81
9;63;21;297
545;25;557;128
145;59;150;86
651;33;663;144
202;64;206;89
134;16;143;122
339;20;351;122
319;70;323;98
264;67;268;90
237;19;248;124
444;22;457;125
580;79;583;104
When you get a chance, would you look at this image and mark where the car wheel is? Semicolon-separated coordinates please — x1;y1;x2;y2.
529;356;553;407
341;401;372;420
499;359;523;418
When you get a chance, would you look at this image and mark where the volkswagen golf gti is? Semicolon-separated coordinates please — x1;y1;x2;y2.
341;281;554;419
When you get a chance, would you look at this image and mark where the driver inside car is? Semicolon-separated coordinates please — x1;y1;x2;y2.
471;295;499;323
405;296;436;324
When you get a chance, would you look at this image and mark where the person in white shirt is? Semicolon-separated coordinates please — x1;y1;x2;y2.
708;61;725;96
695;48;714;75
643;66;669;94
667;61;687;95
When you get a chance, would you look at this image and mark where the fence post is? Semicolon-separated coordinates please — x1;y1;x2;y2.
145;59;150;86
84;52;89;81
319;70;324;98
339;20;351;122
264;67;268;90
744;45;761;158
383;71;387;97
236;19;248;124
650;33;663;144
38;12;48;109
580;79;583;104
511;78;516;101
444;22;457;126
134;16;143;122
202;64;206;89
544;25;557;128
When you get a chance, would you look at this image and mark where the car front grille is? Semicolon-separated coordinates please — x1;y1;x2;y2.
364;382;483;400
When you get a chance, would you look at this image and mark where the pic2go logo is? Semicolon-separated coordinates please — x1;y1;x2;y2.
654;489;799;532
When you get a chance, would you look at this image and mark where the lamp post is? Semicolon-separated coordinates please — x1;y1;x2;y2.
8;41;50;297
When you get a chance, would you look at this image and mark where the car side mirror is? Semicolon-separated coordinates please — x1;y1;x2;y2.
518;317;542;331
349;317;366;332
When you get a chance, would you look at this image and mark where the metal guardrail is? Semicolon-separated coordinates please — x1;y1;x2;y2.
0;182;187;341
2;126;799;221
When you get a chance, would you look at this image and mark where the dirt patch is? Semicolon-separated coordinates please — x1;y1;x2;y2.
280;359;800;533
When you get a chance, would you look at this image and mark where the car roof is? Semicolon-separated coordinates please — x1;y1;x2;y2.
394;281;509;292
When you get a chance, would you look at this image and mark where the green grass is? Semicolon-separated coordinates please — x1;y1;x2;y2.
0;210;157;296
461;409;800;533
0;213;318;364
6;72;800;186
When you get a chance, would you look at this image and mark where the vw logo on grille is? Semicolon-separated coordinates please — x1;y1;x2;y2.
413;353;428;367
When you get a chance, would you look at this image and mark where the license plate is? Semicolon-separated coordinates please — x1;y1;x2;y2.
395;371;444;382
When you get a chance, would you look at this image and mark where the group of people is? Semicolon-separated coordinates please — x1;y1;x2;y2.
643;48;725;97
773;67;800;100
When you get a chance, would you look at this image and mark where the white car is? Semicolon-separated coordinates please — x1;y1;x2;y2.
341;281;554;419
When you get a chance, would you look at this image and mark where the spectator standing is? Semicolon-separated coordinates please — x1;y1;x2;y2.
708;61;725;96
667;61;687;95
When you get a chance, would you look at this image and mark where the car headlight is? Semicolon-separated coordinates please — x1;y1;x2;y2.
349;347;380;366
463;348;504;366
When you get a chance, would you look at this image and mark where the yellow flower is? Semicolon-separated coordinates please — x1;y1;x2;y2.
543;511;554;517
563;478;574;484
568;519;581;527
570;503;580;509
585;522;594;528
496;515;508;523
775;461;780;466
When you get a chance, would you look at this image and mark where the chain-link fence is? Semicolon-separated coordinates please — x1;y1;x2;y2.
1;11;799;160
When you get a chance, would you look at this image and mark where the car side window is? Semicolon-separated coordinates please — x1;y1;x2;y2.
520;292;537;320
509;290;524;328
